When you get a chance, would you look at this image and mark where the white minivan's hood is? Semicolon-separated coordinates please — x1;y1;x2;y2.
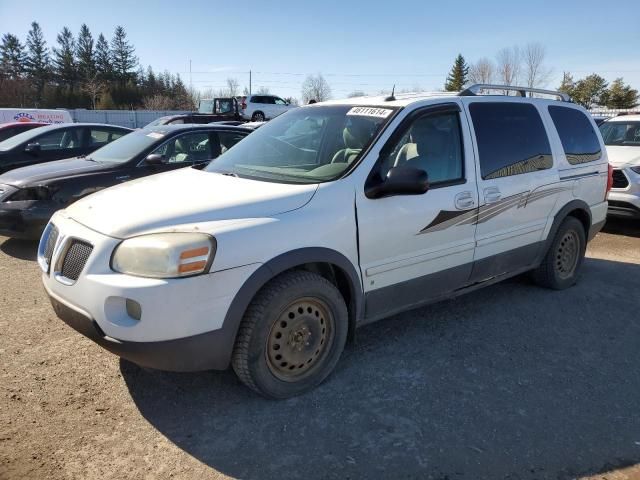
606;146;640;168
65;168;318;238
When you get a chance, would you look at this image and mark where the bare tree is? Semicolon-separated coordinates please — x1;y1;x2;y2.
523;42;552;88
496;46;521;88
301;73;331;103
142;94;173;110
226;77;239;97
255;86;271;94
468;57;495;85
80;73;107;109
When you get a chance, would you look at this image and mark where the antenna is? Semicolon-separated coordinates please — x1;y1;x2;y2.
385;85;396;102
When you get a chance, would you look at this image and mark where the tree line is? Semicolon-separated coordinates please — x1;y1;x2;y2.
443;43;639;109
0;22;194;110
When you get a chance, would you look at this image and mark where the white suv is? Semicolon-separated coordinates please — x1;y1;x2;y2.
239;94;296;122
40;85;610;398
599;114;640;219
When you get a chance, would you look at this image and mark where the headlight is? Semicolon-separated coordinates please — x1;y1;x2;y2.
630;166;640;174
111;232;216;278
8;186;51;201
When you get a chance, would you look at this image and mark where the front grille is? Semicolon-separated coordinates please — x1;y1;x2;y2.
612;169;629;189
44;225;59;267
60;240;93;281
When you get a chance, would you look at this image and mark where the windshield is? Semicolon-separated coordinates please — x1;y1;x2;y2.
600;121;640;146
0;125;54;151
205;105;397;183
89;129;165;163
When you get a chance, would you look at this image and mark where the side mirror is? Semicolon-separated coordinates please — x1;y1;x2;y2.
365;165;429;199
144;153;165;165
24;142;41;154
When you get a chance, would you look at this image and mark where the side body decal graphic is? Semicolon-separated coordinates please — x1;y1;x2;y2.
418;186;570;235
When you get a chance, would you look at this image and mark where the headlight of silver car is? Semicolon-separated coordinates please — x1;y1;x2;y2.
111;232;216;278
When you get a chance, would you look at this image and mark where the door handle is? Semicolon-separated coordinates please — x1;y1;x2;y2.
455;191;476;210
483;187;502;204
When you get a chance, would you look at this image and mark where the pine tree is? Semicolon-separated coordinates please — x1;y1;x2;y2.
0;33;27;79
52;27;76;89
444;54;469;92
110;26;137;84
571;74;608;109
25;22;50;104
95;33;112;80
605;78;639;109
76;24;95;81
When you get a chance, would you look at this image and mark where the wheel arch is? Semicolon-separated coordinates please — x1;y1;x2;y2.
219;248;363;368
538;199;592;264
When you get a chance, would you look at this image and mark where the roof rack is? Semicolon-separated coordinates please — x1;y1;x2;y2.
459;84;571;102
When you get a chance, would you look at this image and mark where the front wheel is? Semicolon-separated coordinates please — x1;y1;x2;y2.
232;270;348;398
532;216;586;290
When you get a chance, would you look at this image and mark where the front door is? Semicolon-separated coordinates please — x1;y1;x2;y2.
14;127;86;169
463;99;560;281
356;103;479;320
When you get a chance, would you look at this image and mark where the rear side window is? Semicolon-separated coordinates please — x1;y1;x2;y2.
469;102;552;179
548;106;601;165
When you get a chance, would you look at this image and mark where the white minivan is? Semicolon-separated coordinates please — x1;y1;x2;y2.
40;85;610;398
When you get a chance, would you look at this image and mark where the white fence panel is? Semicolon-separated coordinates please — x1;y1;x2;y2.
69;109;189;128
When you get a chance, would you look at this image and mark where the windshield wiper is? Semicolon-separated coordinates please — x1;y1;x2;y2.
78;154;98;162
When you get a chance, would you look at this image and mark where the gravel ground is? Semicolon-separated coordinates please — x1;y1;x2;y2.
1;218;639;480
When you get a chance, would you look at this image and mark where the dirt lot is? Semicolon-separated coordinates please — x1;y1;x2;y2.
1;219;639;480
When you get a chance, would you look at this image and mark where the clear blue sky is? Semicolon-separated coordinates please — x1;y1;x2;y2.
1;0;639;100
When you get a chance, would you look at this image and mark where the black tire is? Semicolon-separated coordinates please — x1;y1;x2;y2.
251;111;265;122
232;270;348;399
532;216;586;290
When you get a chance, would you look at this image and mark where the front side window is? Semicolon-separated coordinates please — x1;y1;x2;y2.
206;105;397;183
600;121;640;146
151;132;213;163
548;106;602;164
470;102;552;179
37;128;81;150
380;111;464;185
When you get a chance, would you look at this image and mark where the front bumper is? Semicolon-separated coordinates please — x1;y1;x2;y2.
0;201;55;239
41;213;261;371
46;287;237;371
608;169;640;219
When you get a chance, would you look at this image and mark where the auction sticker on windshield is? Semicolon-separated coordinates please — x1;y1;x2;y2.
146;132;165;139
346;107;393;118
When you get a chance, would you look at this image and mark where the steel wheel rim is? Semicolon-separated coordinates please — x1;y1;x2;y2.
266;297;334;382
254;113;264;121
555;230;580;279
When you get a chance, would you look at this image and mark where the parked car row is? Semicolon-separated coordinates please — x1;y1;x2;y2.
5;83;614;400
0;123;252;238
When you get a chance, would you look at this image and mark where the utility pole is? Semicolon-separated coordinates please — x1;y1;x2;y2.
249;69;252;95
189;59;192;91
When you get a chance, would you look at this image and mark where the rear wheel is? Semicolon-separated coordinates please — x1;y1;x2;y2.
251;111;265;122
532;216;586;290
232;270;348;398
